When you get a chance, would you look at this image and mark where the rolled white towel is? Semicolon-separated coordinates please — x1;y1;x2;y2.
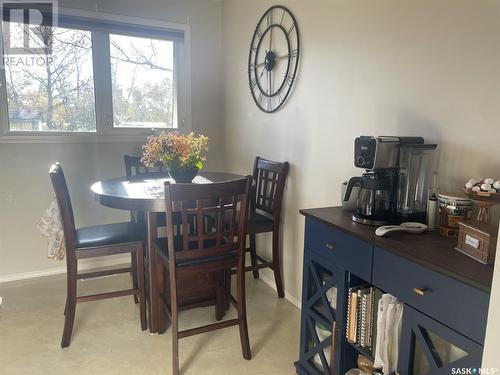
489;189;497;193
465;182;474;189
468;178;478;186
481;183;492;191
493;181;500;190
472;186;481;192
484;178;494;185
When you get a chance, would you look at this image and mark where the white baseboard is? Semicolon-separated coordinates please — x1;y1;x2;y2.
259;273;301;309
0;256;131;284
1;258;303;310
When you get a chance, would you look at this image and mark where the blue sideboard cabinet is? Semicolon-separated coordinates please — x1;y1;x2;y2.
295;207;493;375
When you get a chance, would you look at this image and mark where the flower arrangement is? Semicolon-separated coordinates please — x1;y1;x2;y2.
141;131;209;182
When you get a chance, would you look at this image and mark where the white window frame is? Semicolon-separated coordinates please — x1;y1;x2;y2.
0;7;191;143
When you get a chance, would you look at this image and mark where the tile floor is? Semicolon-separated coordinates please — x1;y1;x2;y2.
0;272;300;375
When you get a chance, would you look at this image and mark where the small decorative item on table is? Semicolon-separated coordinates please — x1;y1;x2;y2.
463;177;500;223
141;131;209;183
455;220;498;264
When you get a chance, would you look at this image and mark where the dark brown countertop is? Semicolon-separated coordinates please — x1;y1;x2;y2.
300;207;494;293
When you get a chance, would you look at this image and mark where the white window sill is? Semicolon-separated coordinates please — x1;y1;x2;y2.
0;133;151;144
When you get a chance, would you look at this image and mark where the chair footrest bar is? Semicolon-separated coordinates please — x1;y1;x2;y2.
245;263;272;272
77;267;132;280
231;262;273;275
76;289;137;303
178;318;240;339
221;287;238;309
255;255;270;265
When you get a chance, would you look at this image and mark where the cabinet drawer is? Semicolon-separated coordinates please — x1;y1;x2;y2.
373;247;489;344
305;218;373;281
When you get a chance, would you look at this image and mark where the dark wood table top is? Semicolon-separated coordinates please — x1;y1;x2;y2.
91;171;245;212
300;206;494;293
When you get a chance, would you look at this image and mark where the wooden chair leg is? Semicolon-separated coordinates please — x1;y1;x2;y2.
132;252;139;304
156;254;168;334
136;245;147;331
249;234;259;279
236;265;251;360
272;229;285;298
169;266;180;375
215;271;224;321
63;297;68;315
224;270;231;311
61;262;77;348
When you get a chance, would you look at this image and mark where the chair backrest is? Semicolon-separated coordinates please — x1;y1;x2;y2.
49;163;76;256
164;177;252;265
251;157;289;221
124;155;168;176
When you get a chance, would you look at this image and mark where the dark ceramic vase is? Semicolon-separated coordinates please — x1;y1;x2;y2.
168;167;199;183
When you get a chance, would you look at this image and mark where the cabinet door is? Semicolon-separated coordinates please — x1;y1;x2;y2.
399;305;483;375
298;248;347;375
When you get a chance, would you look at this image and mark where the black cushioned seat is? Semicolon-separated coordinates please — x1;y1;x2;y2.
249;212;273;225
246;212;274;233
75;222;143;249
154;237;237;268
209;211;274;233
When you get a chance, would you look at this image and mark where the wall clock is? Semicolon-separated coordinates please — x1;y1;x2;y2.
248;5;300;113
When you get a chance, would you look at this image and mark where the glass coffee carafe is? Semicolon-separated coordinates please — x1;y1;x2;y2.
344;172;396;225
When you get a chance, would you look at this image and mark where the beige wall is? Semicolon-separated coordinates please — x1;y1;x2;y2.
221;0;500;307
483;227;500;367
0;0;224;279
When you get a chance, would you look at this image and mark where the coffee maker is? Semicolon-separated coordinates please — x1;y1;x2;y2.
344;136;437;225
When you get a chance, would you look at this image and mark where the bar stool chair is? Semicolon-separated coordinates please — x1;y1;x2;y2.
245;157;289;298
49;163;146;347
153;177;252;375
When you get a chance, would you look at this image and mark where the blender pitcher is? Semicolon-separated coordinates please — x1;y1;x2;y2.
396;143;438;223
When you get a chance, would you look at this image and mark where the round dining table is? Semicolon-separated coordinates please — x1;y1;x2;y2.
91;171;245;333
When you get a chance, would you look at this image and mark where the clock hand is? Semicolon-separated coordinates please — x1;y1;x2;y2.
274;55;290;61
258;68;265;82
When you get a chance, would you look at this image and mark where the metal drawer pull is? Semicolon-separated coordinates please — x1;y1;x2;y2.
413;287;426;296
325;242;335;250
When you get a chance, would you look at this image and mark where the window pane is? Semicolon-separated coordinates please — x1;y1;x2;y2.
109;34;175;129
3;24;96;132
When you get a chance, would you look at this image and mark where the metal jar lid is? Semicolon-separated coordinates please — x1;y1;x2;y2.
438;192;472;205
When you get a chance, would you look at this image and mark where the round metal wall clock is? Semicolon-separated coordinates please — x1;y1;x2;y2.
248;5;300;113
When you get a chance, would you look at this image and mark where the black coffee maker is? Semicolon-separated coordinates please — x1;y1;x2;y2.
344;136;431;225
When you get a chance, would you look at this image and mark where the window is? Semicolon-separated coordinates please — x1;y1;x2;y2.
0;9;189;139
4;24;96;132
110;34;175;129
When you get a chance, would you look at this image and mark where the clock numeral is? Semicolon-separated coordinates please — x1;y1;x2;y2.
284;73;295;86
266;10;273;27
249;78;257;89
287;23;296;36
248;62;256;72
268;96;273;111
257;92;264;104
280;9;286;25
256;28;263;39
289;49;299;59
277;91;284;104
